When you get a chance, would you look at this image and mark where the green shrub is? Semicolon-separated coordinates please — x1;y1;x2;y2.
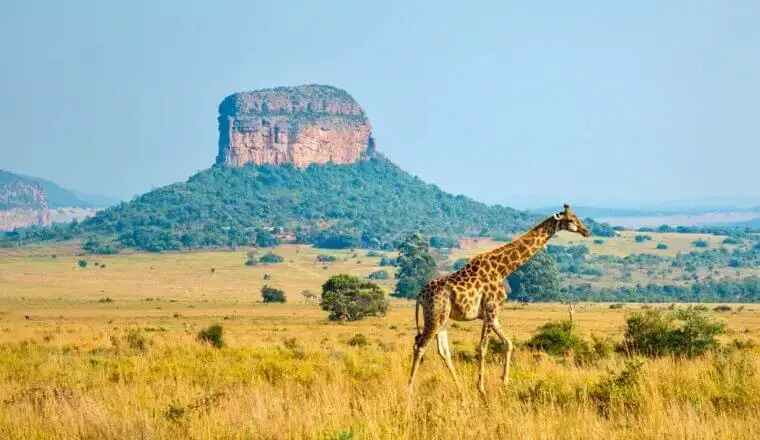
259;252;284;264
365;250;382;258
317;254;338;262
619;307;726;358
692;239;709;248
722;237;741;245
452;257;470;271
379;256;397;267
347;333;369;347
713;305;732;313
593;239;605;245
634;235;652;243
524;321;588;357
609;303;624;309
429;236;459;249
656;243;668;250
77;260;88;268
368;270;390;280
197;324;224;348
261;286;286;303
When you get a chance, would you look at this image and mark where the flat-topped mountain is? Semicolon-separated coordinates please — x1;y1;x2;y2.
1;84;546;252
216;84;373;168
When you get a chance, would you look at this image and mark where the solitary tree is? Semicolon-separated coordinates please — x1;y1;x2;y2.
507;248;560;302
320;274;389;321
261;285;286;303
393;232;437;298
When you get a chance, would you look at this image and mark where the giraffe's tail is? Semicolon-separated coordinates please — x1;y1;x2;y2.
414;294;422;349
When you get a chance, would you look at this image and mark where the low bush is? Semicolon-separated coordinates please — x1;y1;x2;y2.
524;321;587;357
262;286;286;303
317;254;338;262
259;252;284;264
368;270;390;280
619;307;726;358
452;258;470;271
379;256;397;267
197;324;224;348
347;333;369;347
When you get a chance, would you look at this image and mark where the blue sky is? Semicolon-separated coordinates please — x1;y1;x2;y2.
1;1;758;208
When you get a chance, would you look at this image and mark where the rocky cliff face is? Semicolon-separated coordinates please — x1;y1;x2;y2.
216;85;374;168
0;171;52;231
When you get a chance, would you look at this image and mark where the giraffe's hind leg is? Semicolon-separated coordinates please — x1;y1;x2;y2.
408;290;450;395
408;326;436;394
436;329;462;393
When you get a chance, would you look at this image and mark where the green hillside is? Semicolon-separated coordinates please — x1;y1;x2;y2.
81;156;544;252
3;156;548;252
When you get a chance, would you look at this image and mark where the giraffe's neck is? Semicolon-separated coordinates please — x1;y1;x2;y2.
481;217;558;279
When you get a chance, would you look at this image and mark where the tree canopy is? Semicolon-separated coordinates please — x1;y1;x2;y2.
320;274;389;321
393;232;438;299
507;248;561;302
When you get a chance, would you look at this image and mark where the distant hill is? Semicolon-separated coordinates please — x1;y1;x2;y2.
12;172;118;208
533;204;760;219
0;170;48;210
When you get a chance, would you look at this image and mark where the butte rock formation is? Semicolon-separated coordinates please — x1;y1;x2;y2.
215;84;374;168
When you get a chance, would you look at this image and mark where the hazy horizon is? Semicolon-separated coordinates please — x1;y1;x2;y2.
2;1;758;209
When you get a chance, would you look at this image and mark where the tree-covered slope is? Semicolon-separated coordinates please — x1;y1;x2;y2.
35;157;539;252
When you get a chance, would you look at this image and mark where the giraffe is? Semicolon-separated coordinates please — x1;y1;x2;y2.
407;204;590;396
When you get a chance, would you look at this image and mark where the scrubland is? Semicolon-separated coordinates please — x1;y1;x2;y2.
1;243;760;439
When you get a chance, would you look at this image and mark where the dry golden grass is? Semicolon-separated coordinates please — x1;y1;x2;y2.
2;246;760;439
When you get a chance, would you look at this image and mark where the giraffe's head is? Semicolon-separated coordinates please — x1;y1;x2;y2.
553;204;591;237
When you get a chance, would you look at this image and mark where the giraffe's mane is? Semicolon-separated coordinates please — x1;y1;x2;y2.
477;215;554;260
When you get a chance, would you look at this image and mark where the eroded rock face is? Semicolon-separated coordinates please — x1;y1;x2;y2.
0;176;51;231
216;85;373;168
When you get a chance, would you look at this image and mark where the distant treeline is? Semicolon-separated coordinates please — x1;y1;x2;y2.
636;224;760;237
563;276;760;303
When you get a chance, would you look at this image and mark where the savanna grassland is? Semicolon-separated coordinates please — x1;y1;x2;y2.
2;238;760;439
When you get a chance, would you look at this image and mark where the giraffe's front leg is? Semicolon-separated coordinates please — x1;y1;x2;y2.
491;316;513;385
476;320;491;396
